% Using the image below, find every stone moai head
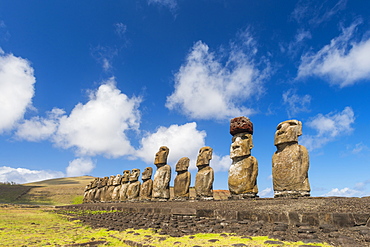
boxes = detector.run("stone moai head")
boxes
[108,175,115,185]
[274,120,302,146]
[176,157,190,172]
[196,146,213,167]
[229,117,254,159]
[130,169,140,182]
[142,167,153,180]
[154,146,169,165]
[122,170,130,183]
[113,174,122,184]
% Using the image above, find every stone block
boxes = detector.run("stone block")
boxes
[288,212,300,225]
[301,213,319,226]
[196,209,214,218]
[215,209,239,220]
[332,213,355,227]
[353,213,370,226]
[171,208,197,216]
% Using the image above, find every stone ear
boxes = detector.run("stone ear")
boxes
[297,120,302,136]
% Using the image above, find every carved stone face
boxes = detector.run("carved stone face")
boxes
[274,120,302,146]
[130,169,140,182]
[122,170,130,182]
[176,157,190,172]
[154,146,169,165]
[113,174,121,184]
[230,132,253,159]
[142,167,153,180]
[196,146,213,167]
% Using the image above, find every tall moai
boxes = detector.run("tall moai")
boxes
[119,170,130,201]
[228,117,258,199]
[112,174,122,202]
[195,146,214,200]
[272,120,310,198]
[173,157,191,200]
[127,169,141,201]
[140,167,153,201]
[152,146,171,201]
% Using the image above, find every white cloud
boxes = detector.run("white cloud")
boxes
[301,107,355,150]
[297,19,370,87]
[211,154,230,172]
[350,142,369,154]
[114,23,127,38]
[166,34,268,120]
[259,187,273,198]
[136,122,206,169]
[54,78,141,158]
[283,89,311,117]
[148,0,177,11]
[66,157,95,177]
[15,108,65,141]
[323,187,364,197]
[0,51,35,133]
[91,45,118,72]
[0,166,64,184]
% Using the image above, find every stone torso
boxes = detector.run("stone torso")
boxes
[140,179,153,200]
[272,143,310,192]
[127,181,141,200]
[228,156,258,195]
[153,164,171,199]
[119,182,129,201]
[195,166,214,198]
[174,171,191,199]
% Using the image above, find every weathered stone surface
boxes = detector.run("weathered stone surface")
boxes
[97,176,108,202]
[140,167,153,201]
[127,169,141,201]
[230,116,253,135]
[119,170,130,201]
[105,175,115,202]
[272,120,310,198]
[111,174,122,201]
[195,147,214,200]
[174,157,191,200]
[229,130,258,197]
[153,146,171,201]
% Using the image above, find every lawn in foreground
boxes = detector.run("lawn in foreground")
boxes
[0,205,332,246]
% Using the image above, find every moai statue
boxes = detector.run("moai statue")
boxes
[100,176,109,202]
[195,147,214,200]
[119,170,130,201]
[272,120,310,198]
[111,174,122,202]
[173,157,191,200]
[127,169,141,201]
[140,167,153,201]
[228,117,258,199]
[94,177,104,202]
[153,146,171,201]
[105,175,115,202]
[83,181,91,203]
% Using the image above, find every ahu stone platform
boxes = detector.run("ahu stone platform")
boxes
[58,197,370,246]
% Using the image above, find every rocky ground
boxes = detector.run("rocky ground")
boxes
[58,197,370,246]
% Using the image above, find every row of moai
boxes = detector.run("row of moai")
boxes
[83,116,310,202]
[83,145,214,203]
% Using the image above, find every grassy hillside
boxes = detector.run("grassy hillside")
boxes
[0,176,94,205]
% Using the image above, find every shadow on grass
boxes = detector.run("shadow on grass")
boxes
[0,184,53,205]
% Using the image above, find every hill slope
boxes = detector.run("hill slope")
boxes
[0,176,94,205]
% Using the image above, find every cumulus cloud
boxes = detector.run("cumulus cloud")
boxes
[211,154,230,172]
[15,108,65,141]
[259,187,273,198]
[297,19,370,87]
[148,0,177,11]
[323,187,364,197]
[282,89,311,117]
[54,78,141,158]
[66,157,95,177]
[136,122,206,169]
[0,166,64,184]
[166,33,268,120]
[301,107,355,150]
[0,50,35,133]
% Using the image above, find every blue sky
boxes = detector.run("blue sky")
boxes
[1,0,370,197]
